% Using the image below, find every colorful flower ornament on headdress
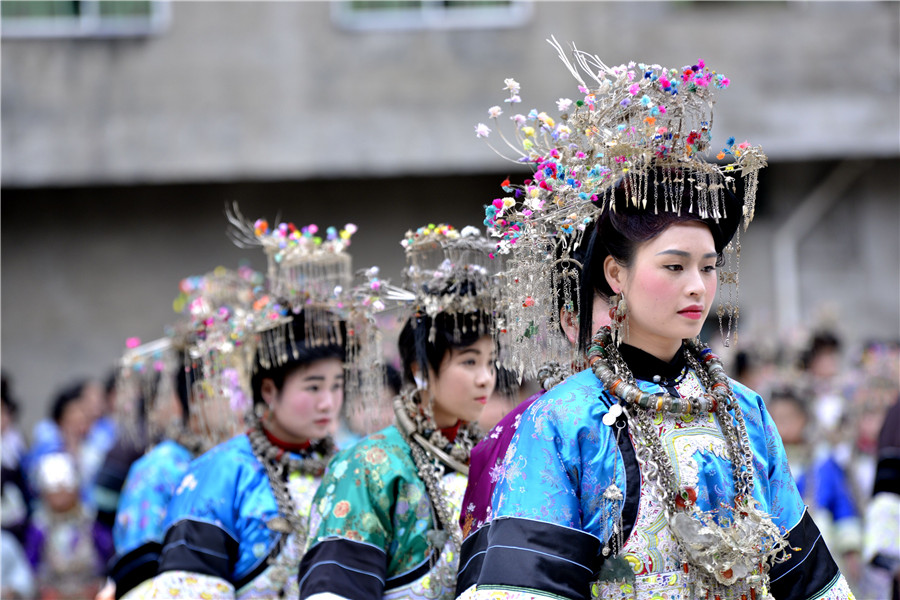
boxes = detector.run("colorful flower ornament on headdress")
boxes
[227,205,386,417]
[227,204,356,367]
[476,37,765,234]
[175,264,265,449]
[477,38,765,346]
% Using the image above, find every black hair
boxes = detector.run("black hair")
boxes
[103,369,118,396]
[51,380,89,424]
[397,309,493,387]
[1,373,18,419]
[768,387,810,420]
[250,309,346,405]
[384,364,403,397]
[493,366,520,399]
[577,175,743,351]
[801,331,841,370]
[175,354,194,425]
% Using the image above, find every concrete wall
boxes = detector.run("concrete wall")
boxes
[3,1,898,186]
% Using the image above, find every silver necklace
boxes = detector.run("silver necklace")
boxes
[245,411,334,598]
[393,388,482,595]
[589,327,789,599]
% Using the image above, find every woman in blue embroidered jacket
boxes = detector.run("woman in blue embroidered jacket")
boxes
[464,185,856,599]
[148,308,344,600]
[107,344,198,599]
[462,45,853,600]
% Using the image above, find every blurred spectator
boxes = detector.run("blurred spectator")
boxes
[25,382,90,479]
[25,380,108,508]
[859,396,900,600]
[24,453,112,600]
[2,529,36,600]
[734,347,778,400]
[2,374,28,472]
[768,387,862,586]
[81,374,118,509]
[2,374,32,545]
[801,330,847,443]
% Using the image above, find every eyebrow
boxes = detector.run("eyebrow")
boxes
[302,374,343,382]
[456,348,482,357]
[655,249,718,259]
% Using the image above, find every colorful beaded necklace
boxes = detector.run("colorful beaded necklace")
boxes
[587,326,790,600]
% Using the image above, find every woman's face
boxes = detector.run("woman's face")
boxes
[428,335,496,429]
[261,358,344,444]
[605,221,718,360]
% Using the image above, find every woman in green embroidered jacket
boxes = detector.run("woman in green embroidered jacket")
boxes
[298,224,497,600]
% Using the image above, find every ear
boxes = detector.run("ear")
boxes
[259,378,278,406]
[559,307,579,345]
[603,255,625,295]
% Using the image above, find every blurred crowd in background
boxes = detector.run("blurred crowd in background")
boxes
[1,326,898,599]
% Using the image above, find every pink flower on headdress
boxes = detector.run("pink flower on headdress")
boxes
[511,114,527,125]
[475,123,491,138]
[556,98,573,112]
[488,106,503,118]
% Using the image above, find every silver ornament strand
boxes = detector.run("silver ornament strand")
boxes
[245,410,335,597]
[590,328,790,599]
[393,389,482,597]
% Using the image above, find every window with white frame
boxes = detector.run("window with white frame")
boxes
[1,0,170,39]
[331,0,532,31]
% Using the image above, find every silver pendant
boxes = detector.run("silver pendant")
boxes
[267,516,293,533]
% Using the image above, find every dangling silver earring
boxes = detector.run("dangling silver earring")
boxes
[608,293,628,346]
[413,374,428,391]
[254,402,267,420]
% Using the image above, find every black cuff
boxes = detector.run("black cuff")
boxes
[456,526,490,596]
[768,509,840,600]
[477,516,600,599]
[109,542,161,599]
[298,537,387,600]
[157,520,239,584]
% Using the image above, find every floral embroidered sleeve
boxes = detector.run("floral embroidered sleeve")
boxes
[470,374,611,599]
[738,380,854,600]
[298,426,433,599]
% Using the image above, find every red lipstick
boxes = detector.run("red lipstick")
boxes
[678,305,704,320]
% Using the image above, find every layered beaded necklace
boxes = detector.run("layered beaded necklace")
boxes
[394,388,482,573]
[587,326,789,600]
[245,410,335,598]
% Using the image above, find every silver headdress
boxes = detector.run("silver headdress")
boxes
[227,205,385,412]
[477,38,765,347]
[399,223,498,344]
[113,336,179,447]
[176,265,263,449]
[227,205,356,370]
